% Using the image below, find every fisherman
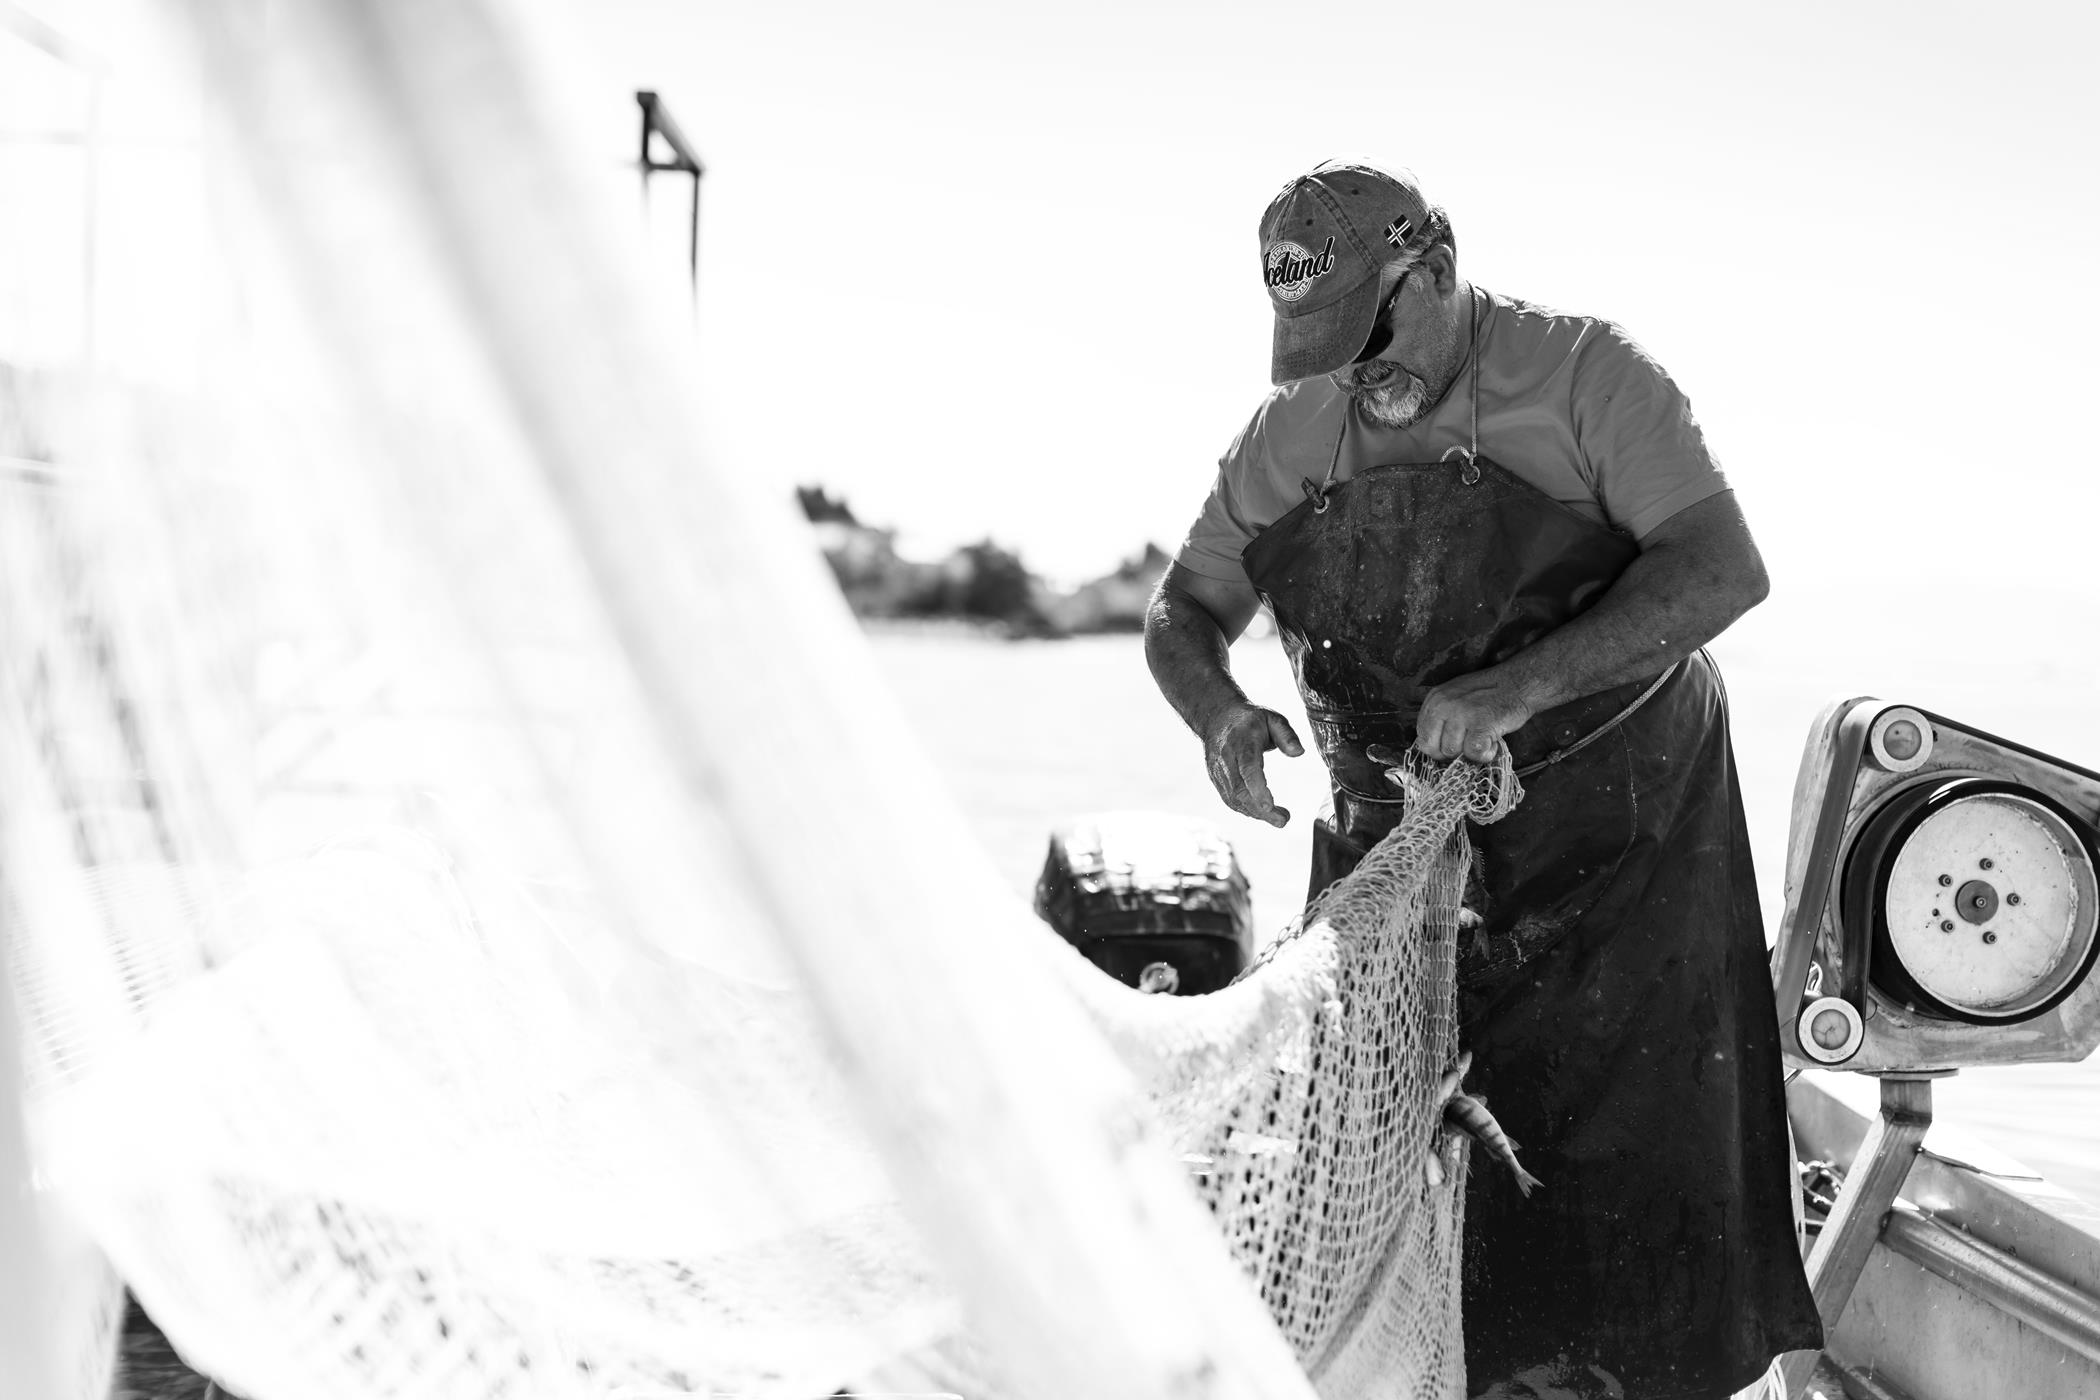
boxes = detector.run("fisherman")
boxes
[1144,159,1824,1400]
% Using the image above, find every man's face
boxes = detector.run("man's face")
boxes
[1328,261,1464,429]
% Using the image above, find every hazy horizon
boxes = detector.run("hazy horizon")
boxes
[546,0,2098,604]
[8,0,2095,685]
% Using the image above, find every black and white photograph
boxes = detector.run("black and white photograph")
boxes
[3,3,2097,1399]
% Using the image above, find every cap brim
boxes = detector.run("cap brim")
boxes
[1270,273,1383,385]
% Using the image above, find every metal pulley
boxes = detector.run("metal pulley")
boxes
[1797,995,1865,1064]
[1867,705,1932,772]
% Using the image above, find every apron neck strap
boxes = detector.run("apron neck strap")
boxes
[1306,286,1487,512]
[1444,288,1485,485]
[1463,287,1482,465]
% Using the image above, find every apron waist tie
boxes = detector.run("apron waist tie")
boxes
[1512,659,1679,779]
[1310,660,1685,802]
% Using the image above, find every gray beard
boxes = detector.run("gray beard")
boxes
[1345,373,1432,429]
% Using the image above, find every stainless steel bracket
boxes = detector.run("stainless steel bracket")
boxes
[1779,1074,1937,1396]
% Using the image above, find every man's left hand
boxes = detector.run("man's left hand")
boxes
[1415,669,1536,762]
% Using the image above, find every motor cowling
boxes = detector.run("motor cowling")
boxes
[1034,812,1254,996]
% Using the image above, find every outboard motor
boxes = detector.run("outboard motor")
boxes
[1769,697,2100,1394]
[1034,811,1254,995]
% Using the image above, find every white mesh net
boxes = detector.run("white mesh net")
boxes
[1060,758,1519,1398]
[2,4,1516,1398]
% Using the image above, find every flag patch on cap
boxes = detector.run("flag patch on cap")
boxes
[1383,216,1413,248]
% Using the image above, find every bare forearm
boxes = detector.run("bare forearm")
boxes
[1412,491,1769,761]
[1144,585,1251,739]
[1494,535,1766,713]
[1145,571,1305,826]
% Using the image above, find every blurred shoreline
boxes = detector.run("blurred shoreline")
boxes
[801,484,1168,637]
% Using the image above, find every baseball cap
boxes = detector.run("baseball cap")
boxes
[1259,159,1432,384]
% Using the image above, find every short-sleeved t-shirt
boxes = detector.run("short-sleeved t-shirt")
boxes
[1176,288,1729,583]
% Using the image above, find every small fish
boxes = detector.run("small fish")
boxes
[1225,1128,1298,1157]
[1444,1091,1544,1197]
[1423,1150,1445,1188]
[1433,1050,1474,1108]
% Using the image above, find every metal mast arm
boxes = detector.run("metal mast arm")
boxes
[635,90,704,294]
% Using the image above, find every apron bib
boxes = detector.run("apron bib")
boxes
[1241,438,1821,1399]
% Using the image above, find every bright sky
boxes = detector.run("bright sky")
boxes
[550,0,2100,600]
[6,0,2096,654]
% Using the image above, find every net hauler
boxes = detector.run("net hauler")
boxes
[1771,697,2100,1073]
[1770,699,2100,1398]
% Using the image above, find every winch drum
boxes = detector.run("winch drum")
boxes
[1843,778,2100,1025]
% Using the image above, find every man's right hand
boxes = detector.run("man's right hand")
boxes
[1203,703,1305,828]
[1145,562,1303,827]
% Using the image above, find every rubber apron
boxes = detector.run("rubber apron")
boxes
[1239,433,1822,1399]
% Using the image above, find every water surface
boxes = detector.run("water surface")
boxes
[869,596,2100,1203]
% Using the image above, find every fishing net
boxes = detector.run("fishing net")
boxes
[2,3,1513,1398]
[1059,758,1518,1398]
